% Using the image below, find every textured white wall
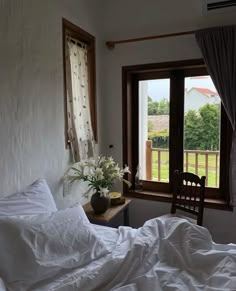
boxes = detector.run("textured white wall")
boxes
[100,0,236,243]
[0,0,104,208]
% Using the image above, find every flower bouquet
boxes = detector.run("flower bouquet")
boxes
[65,156,131,213]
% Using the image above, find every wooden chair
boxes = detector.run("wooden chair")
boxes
[170,170,206,226]
[160,170,206,226]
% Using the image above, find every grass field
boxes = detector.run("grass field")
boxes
[151,150,219,187]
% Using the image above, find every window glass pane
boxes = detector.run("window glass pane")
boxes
[184,76,221,188]
[139,79,170,182]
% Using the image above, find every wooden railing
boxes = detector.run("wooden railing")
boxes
[146,140,220,187]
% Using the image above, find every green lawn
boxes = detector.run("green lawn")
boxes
[151,151,219,187]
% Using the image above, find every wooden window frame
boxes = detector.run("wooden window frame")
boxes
[62,18,97,147]
[122,59,232,208]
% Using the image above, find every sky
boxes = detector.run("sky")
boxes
[142,76,217,102]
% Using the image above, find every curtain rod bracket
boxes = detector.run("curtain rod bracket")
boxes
[106,41,115,49]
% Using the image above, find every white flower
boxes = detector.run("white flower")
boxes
[65,156,132,194]
[98,187,109,197]
[123,165,131,174]
[87,158,96,167]
[114,165,120,173]
[94,167,104,181]
[116,171,124,179]
[108,156,114,163]
[98,156,106,164]
[85,165,93,176]
[105,157,114,167]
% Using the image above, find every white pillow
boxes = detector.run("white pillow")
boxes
[0,206,109,290]
[71,202,90,223]
[0,178,57,216]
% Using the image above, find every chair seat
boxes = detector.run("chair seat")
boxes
[158,213,197,224]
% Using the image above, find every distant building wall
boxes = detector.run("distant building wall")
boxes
[185,89,220,111]
[148,115,169,132]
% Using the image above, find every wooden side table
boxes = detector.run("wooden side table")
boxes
[83,199,131,227]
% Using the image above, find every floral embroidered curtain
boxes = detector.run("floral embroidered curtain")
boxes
[66,38,95,162]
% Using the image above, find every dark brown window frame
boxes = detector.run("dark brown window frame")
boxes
[122,59,232,210]
[62,18,97,147]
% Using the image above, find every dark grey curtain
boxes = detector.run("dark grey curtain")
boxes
[195,25,236,205]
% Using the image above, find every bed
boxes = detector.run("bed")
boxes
[1,179,236,291]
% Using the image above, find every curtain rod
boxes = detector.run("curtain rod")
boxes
[106,30,195,49]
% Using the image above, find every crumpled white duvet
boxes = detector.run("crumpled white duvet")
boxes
[31,217,236,291]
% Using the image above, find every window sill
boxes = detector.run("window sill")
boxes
[125,190,233,211]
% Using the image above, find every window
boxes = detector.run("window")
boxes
[123,60,232,205]
[62,18,97,147]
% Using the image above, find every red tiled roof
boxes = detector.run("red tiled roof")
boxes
[191,87,218,96]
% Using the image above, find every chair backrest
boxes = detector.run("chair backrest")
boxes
[171,170,206,226]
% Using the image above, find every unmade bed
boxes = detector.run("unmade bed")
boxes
[0,179,236,291]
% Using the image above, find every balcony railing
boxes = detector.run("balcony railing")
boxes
[146,140,220,187]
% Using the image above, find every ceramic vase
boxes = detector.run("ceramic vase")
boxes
[90,192,110,214]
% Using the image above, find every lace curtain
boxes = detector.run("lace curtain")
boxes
[66,38,95,162]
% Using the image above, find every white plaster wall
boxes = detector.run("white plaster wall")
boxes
[100,0,236,243]
[0,0,104,208]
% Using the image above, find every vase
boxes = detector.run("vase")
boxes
[90,192,110,214]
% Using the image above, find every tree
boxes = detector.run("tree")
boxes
[148,101,159,115]
[158,98,169,114]
[148,97,169,115]
[199,104,220,151]
[184,104,220,151]
[184,110,203,150]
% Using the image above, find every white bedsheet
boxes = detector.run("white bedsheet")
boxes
[0,278,6,291]
[29,217,236,291]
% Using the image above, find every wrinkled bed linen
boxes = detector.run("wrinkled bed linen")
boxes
[30,218,236,291]
[0,278,6,291]
[0,207,110,291]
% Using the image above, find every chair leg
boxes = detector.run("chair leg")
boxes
[171,204,176,214]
